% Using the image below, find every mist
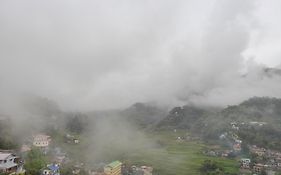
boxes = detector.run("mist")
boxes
[1,0,281,111]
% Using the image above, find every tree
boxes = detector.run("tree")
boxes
[24,148,46,175]
[199,160,224,175]
[66,113,88,134]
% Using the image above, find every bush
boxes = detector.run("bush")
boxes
[199,160,224,175]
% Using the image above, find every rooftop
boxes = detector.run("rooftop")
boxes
[105,161,122,169]
[0,152,12,160]
[47,164,60,172]
[0,161,18,169]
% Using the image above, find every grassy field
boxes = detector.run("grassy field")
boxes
[50,130,239,175]
[123,130,239,175]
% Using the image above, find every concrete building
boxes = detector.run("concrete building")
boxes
[104,161,122,175]
[33,134,51,147]
[240,158,251,169]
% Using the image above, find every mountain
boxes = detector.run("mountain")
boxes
[157,97,281,129]
[157,106,211,130]
[121,102,168,128]
[221,97,281,122]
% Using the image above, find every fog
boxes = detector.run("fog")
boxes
[1,0,281,111]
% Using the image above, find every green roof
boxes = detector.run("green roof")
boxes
[106,161,122,169]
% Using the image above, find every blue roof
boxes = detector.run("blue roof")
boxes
[48,164,59,172]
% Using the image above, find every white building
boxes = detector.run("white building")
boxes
[33,134,51,147]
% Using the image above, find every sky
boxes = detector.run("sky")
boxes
[0,0,281,111]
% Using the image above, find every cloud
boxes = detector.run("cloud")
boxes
[0,0,280,111]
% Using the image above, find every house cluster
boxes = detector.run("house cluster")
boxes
[129,165,153,175]
[88,161,153,175]
[32,134,52,155]
[64,134,80,144]
[42,163,60,175]
[0,151,25,175]
[203,149,235,158]
[219,131,242,155]
[89,160,122,175]
[0,133,58,175]
[230,121,267,130]
[21,133,64,175]
[240,145,281,174]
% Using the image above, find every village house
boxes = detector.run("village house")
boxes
[42,163,60,175]
[253,163,265,174]
[0,152,25,174]
[129,165,153,175]
[221,150,232,157]
[230,122,239,130]
[267,150,281,159]
[140,166,153,175]
[235,139,242,144]
[33,134,51,147]
[240,158,251,169]
[249,121,267,126]
[250,145,266,157]
[233,143,241,152]
[219,133,227,140]
[130,165,143,175]
[104,161,122,175]
[65,134,80,144]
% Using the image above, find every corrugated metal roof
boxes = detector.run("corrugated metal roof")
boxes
[0,152,11,160]
[47,164,60,172]
[0,161,18,169]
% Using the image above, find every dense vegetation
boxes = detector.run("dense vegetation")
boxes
[24,148,47,175]
[157,97,281,150]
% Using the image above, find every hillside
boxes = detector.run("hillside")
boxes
[121,102,168,128]
[156,96,281,150]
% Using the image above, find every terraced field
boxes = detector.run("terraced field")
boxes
[124,130,239,175]
[51,130,239,174]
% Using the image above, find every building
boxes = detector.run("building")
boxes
[140,166,153,175]
[130,165,153,175]
[253,163,265,174]
[240,158,251,169]
[42,164,60,175]
[250,145,266,157]
[249,121,267,126]
[233,143,241,152]
[65,134,79,144]
[104,161,122,175]
[0,152,25,174]
[33,134,51,147]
